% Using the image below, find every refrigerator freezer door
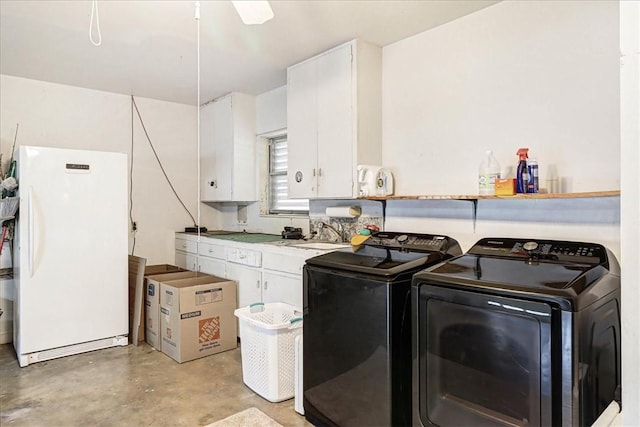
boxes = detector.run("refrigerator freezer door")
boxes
[16,146,128,357]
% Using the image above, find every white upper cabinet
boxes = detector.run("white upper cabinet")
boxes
[200,92,257,202]
[287,39,382,199]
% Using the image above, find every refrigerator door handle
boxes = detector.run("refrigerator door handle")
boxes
[28,186,34,277]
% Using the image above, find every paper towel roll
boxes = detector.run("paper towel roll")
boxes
[325,206,361,218]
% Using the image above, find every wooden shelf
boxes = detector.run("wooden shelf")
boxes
[361,190,620,201]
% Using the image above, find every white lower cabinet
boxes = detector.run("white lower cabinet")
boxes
[197,241,226,277]
[226,263,262,309]
[175,238,226,276]
[175,237,197,270]
[262,271,302,309]
[174,251,197,271]
[197,257,225,277]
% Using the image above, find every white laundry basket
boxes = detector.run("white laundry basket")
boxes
[234,302,303,402]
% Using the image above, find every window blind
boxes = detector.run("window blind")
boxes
[269,136,309,213]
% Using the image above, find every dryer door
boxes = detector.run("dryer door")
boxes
[415,284,553,427]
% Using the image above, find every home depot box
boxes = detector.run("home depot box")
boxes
[145,270,210,350]
[160,276,237,363]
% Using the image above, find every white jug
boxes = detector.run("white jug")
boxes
[357,165,381,197]
[375,169,394,196]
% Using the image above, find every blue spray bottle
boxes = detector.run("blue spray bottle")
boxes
[516,148,529,193]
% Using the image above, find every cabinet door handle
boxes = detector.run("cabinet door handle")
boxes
[313,168,316,177]
[256,280,260,289]
[318,168,323,177]
[264,281,268,290]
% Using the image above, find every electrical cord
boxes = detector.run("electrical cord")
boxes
[131,95,198,228]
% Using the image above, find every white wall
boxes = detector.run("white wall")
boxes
[0,75,217,264]
[382,0,619,196]
[382,0,620,254]
[620,0,640,423]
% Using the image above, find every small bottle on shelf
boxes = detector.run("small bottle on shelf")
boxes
[478,150,500,195]
[527,159,539,193]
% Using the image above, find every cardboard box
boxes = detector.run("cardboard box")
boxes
[145,264,186,276]
[160,276,237,363]
[495,178,516,196]
[128,256,147,344]
[145,271,210,350]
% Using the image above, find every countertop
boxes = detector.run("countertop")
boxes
[177,230,349,251]
[202,233,282,244]
[180,231,282,244]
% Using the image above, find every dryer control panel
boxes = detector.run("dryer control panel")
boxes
[365,231,450,253]
[468,238,607,265]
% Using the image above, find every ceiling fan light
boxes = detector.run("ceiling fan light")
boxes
[232,1,274,25]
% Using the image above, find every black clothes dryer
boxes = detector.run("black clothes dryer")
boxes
[411,237,621,427]
[303,232,462,427]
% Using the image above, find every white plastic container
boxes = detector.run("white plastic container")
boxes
[478,150,501,195]
[234,302,303,402]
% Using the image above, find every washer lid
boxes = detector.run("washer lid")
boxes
[306,245,449,277]
[305,232,462,277]
[415,238,619,310]
[426,254,598,289]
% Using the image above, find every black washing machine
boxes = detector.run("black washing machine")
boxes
[303,232,462,427]
[412,237,621,427]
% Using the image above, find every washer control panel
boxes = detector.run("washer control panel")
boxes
[469,238,606,264]
[365,231,449,253]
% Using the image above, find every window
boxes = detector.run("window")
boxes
[268,135,309,214]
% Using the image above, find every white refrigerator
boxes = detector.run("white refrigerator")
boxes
[14,146,129,367]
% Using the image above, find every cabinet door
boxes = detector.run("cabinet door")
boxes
[317,43,354,198]
[226,263,261,308]
[197,257,225,278]
[175,251,197,271]
[287,59,318,198]
[262,271,302,311]
[200,96,233,201]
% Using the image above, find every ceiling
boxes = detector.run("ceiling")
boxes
[0,0,498,105]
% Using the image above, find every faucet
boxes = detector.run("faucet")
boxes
[318,221,343,243]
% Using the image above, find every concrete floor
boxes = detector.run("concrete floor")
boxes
[0,342,313,426]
